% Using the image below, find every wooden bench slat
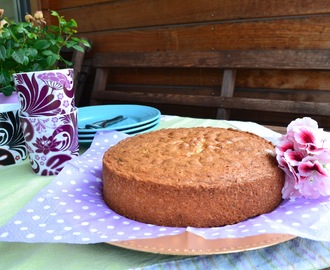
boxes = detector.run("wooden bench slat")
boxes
[90,49,330,126]
[217,69,236,119]
[92,50,330,70]
[92,90,330,116]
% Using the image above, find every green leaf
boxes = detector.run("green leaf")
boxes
[0,85,15,96]
[11,50,26,65]
[0,69,11,85]
[34,40,50,50]
[0,73,5,84]
[72,45,84,52]
[59,58,72,67]
[66,19,78,28]
[71,37,91,48]
[46,54,58,68]
[30,62,43,71]
[0,46,6,61]
[25,48,38,58]
[27,32,37,39]
[42,50,54,56]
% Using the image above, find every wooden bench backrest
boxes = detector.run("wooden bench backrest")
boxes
[90,49,330,124]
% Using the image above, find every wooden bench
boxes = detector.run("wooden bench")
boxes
[90,49,330,132]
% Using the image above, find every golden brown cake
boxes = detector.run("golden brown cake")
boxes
[102,127,284,228]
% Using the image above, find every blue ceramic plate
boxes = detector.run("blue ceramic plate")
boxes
[78,121,160,144]
[78,118,160,139]
[78,105,161,133]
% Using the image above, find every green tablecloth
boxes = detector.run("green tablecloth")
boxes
[1,116,330,270]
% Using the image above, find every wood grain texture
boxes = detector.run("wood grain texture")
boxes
[42,0,112,10]
[92,50,330,69]
[75,16,330,54]
[33,0,330,127]
[91,88,330,117]
[43,0,330,31]
[90,49,330,130]
[96,68,330,91]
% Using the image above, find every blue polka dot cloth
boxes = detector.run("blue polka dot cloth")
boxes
[0,130,330,244]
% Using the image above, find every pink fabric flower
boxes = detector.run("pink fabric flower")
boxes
[275,117,330,199]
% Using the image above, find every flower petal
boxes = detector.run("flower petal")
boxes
[298,160,328,177]
[283,149,305,166]
[287,117,318,133]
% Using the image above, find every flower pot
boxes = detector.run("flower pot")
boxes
[0,92,27,166]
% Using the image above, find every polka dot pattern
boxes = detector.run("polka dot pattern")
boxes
[1,130,330,244]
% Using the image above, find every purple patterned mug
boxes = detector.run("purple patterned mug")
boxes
[13,69,75,117]
[19,108,79,176]
[0,98,27,166]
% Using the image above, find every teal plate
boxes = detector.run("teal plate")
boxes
[78,122,160,144]
[78,118,160,139]
[78,104,161,133]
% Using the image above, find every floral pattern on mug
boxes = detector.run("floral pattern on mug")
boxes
[14,73,61,116]
[0,110,27,166]
[13,69,74,117]
[33,135,61,155]
[37,69,74,97]
[275,117,330,200]
[19,110,79,176]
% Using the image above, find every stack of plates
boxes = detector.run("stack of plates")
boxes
[78,104,161,144]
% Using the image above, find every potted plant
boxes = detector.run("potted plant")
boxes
[0,9,91,97]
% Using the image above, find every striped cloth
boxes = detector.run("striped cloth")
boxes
[132,237,330,270]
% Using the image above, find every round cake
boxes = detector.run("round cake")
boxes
[102,127,284,228]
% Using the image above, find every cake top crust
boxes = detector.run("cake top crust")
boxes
[103,127,279,187]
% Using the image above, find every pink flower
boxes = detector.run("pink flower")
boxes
[282,174,301,199]
[287,117,318,133]
[275,117,330,199]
